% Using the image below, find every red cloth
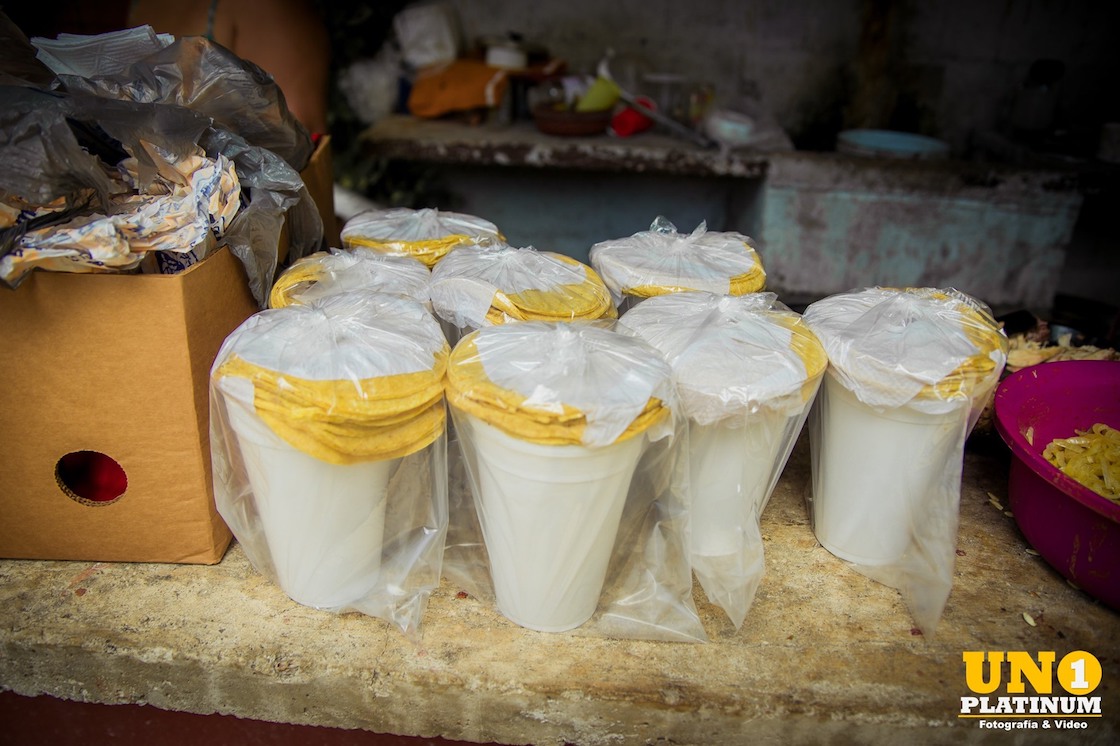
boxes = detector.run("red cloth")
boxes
[611,96,656,137]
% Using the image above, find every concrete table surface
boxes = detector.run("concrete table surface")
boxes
[2,436,1118,745]
[360,115,770,179]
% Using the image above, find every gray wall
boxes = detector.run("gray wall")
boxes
[448,0,1119,153]
[401,1,1118,311]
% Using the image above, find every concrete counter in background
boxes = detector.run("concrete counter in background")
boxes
[359,115,771,179]
[359,116,1088,313]
[2,436,1118,745]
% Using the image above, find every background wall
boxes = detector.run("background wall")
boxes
[20,0,1104,312]
[446,0,1120,155]
[397,0,1118,317]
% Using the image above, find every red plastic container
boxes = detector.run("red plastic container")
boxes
[993,360,1120,610]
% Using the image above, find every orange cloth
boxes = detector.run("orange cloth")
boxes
[408,59,509,118]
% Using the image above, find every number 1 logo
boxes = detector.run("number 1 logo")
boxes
[1058,651,1102,695]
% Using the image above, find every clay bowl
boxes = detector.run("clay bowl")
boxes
[531,103,612,137]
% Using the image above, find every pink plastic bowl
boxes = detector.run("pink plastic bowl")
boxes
[993,360,1120,610]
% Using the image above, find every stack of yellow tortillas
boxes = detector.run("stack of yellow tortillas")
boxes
[619,291,828,424]
[589,217,766,306]
[340,207,503,269]
[212,291,449,464]
[269,249,431,309]
[429,244,616,330]
[446,322,675,447]
[802,287,1008,413]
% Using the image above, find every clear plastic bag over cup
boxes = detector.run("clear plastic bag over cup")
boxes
[429,243,619,527]
[619,291,827,628]
[429,243,617,340]
[340,207,503,269]
[210,291,451,636]
[444,321,705,641]
[802,287,1008,634]
[588,216,766,312]
[269,248,432,310]
[461,415,644,631]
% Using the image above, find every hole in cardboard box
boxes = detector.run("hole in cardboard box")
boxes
[55,451,128,506]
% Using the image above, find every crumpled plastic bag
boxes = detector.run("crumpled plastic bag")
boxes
[0,84,322,305]
[2,143,239,282]
[31,25,172,79]
[201,124,322,304]
[802,287,1008,635]
[0,12,56,88]
[45,33,313,172]
[338,45,403,127]
[0,86,112,212]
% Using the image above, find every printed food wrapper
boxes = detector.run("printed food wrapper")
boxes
[1,144,239,284]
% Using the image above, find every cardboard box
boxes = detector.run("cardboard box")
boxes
[0,246,257,564]
[0,133,331,564]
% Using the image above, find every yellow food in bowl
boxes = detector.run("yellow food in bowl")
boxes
[1043,423,1120,501]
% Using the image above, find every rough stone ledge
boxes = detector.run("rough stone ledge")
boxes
[2,440,1117,745]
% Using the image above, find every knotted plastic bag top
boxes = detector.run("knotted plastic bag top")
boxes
[269,249,431,309]
[802,286,1008,413]
[340,207,503,268]
[619,291,827,424]
[212,291,449,464]
[589,216,766,304]
[429,244,616,328]
[446,321,675,447]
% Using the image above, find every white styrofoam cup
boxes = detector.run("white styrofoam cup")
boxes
[227,397,396,608]
[811,372,966,565]
[464,414,645,631]
[688,410,788,557]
